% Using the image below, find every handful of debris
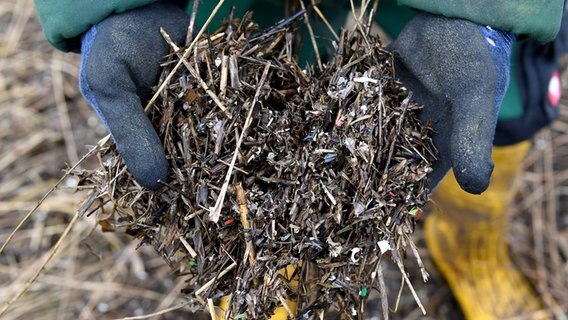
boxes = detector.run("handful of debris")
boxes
[76,12,436,319]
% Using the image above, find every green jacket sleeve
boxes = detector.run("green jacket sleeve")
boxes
[34,0,261,52]
[34,0,162,52]
[399,0,564,43]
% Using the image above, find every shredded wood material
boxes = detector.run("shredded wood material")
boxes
[75,13,436,319]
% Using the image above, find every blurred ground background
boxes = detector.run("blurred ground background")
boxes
[0,0,566,319]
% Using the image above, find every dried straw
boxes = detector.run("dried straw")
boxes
[74,10,436,319]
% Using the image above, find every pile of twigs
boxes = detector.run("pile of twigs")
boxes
[74,12,436,319]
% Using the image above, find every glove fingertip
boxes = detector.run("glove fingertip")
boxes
[119,141,170,190]
[450,126,495,194]
[453,161,493,194]
[136,155,169,190]
[111,111,170,190]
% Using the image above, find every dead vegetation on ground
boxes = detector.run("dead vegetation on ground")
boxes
[0,0,566,319]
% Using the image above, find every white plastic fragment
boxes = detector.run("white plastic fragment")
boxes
[378,240,391,254]
[353,76,378,84]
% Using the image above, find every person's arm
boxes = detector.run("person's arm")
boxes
[399,0,564,42]
[34,0,168,52]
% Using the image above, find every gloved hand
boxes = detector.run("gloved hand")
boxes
[391,13,515,194]
[79,2,189,189]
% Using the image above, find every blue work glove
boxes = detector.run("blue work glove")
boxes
[79,2,189,189]
[391,13,515,194]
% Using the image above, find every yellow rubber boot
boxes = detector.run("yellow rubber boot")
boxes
[425,141,547,319]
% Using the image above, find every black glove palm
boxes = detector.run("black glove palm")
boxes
[79,2,189,189]
[391,13,515,194]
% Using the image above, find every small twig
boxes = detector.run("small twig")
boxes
[209,62,271,223]
[276,292,295,318]
[112,301,192,320]
[195,262,237,298]
[366,0,380,36]
[186,59,231,118]
[179,235,198,258]
[217,158,250,175]
[349,0,371,46]
[145,0,225,112]
[358,0,371,21]
[299,0,322,70]
[394,256,426,315]
[202,45,215,85]
[406,234,429,281]
[208,298,218,320]
[235,183,255,266]
[220,54,229,98]
[186,0,201,45]
[229,54,240,89]
[393,274,405,312]
[160,29,231,118]
[310,0,339,41]
[160,28,180,52]
[382,93,411,182]
[375,261,389,320]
